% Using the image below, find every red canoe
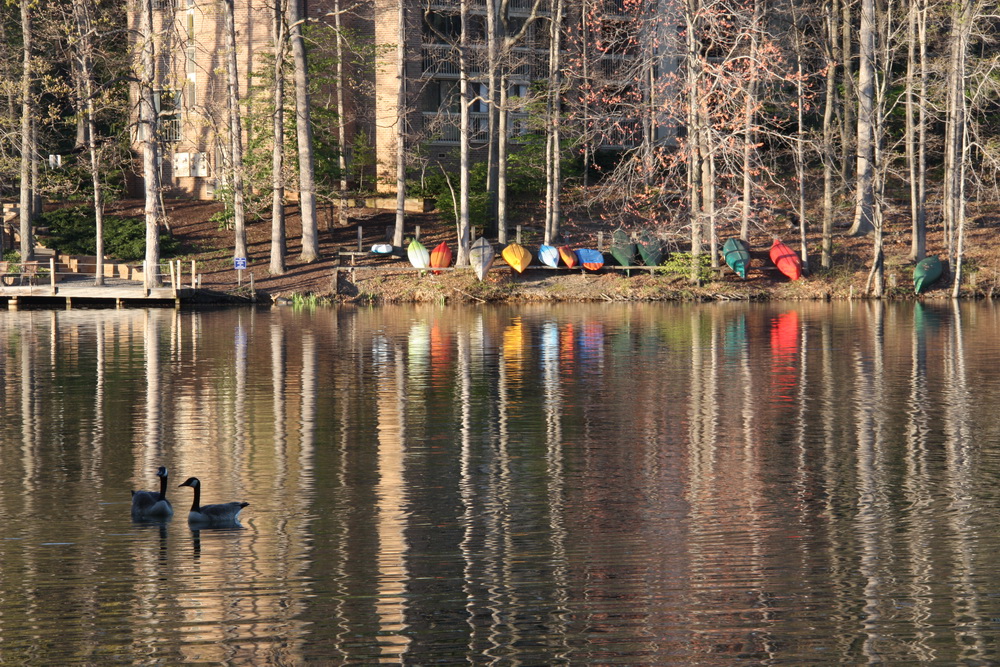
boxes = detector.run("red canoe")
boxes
[429,241,452,274]
[769,238,802,281]
[558,246,578,268]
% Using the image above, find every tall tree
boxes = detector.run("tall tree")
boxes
[19,0,33,261]
[71,0,106,285]
[945,0,972,294]
[289,0,320,262]
[456,0,472,265]
[223,0,248,262]
[821,0,838,269]
[270,0,287,275]
[848,0,875,236]
[543,0,564,245]
[137,0,162,287]
[333,0,349,227]
[393,0,407,248]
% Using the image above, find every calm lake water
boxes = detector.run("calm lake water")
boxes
[2,301,1000,663]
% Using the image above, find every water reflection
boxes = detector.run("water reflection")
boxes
[4,303,1000,662]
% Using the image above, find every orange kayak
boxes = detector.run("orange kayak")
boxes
[769,238,801,281]
[558,246,578,268]
[429,241,452,274]
[502,242,532,273]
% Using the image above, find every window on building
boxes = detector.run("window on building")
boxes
[153,0,174,10]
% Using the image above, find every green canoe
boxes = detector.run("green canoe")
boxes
[610,229,637,268]
[636,230,665,267]
[914,255,942,294]
[722,238,751,279]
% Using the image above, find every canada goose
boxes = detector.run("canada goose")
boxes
[131,466,174,520]
[177,477,249,526]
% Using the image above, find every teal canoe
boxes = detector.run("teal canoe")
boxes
[610,229,637,269]
[636,230,664,267]
[914,255,942,294]
[722,238,751,279]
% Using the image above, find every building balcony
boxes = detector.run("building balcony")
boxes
[421,44,542,80]
[427,0,548,15]
[422,111,531,144]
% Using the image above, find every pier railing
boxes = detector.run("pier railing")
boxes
[0,257,201,304]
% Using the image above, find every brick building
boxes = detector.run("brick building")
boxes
[134,0,678,200]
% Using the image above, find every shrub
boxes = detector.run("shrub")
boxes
[37,206,178,261]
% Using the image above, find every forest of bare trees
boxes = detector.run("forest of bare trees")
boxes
[0,0,996,294]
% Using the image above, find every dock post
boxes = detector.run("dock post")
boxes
[415,225,421,241]
[191,260,196,289]
[598,232,604,251]
[357,225,363,252]
[50,258,56,293]
[65,297,72,309]
[517,225,522,244]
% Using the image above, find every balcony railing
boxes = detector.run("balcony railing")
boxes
[422,44,543,80]
[428,0,547,14]
[422,111,532,144]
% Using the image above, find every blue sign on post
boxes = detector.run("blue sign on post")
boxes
[234,257,247,270]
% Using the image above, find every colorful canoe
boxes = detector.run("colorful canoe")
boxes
[502,242,532,273]
[407,239,430,269]
[610,229,637,267]
[637,230,664,267]
[470,236,494,281]
[371,243,394,255]
[769,238,801,281]
[429,241,452,274]
[559,246,579,268]
[914,255,942,294]
[576,248,604,271]
[538,244,560,268]
[722,238,751,279]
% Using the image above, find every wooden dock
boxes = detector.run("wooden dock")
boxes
[0,258,199,308]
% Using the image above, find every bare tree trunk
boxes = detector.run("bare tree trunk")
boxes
[686,0,703,283]
[740,0,760,241]
[138,0,162,287]
[73,0,105,285]
[822,0,838,269]
[580,0,591,188]
[544,0,563,245]
[700,109,716,268]
[484,0,499,237]
[223,0,248,261]
[840,0,855,181]
[848,0,875,236]
[393,0,406,248]
[915,0,928,260]
[457,0,472,265]
[31,118,40,219]
[904,0,918,259]
[289,0,319,262]
[333,0,348,227]
[19,0,32,261]
[497,73,509,244]
[946,0,971,288]
[270,0,287,275]
[793,15,809,271]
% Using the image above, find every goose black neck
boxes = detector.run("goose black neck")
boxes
[189,484,201,512]
[158,474,169,501]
